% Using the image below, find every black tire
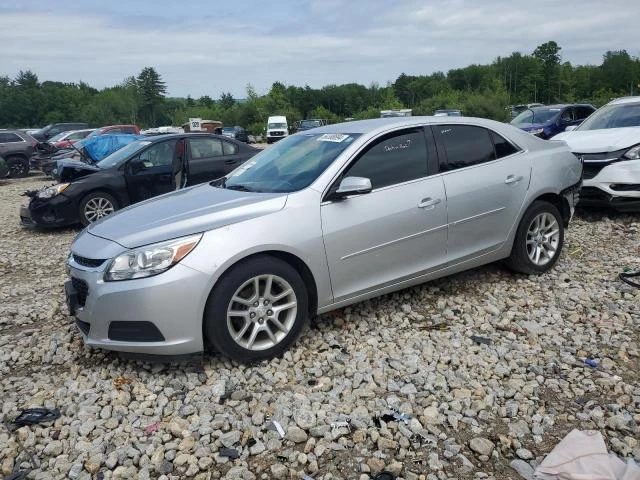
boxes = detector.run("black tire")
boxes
[505,200,564,275]
[266,138,272,144]
[204,255,308,363]
[7,156,29,178]
[78,191,119,226]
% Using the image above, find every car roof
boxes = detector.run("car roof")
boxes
[141,133,231,142]
[607,96,640,105]
[311,116,509,135]
[530,104,592,110]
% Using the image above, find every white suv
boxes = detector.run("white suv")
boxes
[554,96,640,211]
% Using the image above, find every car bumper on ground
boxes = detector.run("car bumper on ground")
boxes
[20,194,79,228]
[67,259,210,356]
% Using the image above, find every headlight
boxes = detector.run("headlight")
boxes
[37,183,69,199]
[104,233,202,281]
[623,144,640,160]
[529,128,544,136]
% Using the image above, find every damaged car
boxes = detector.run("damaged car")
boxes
[21,133,258,227]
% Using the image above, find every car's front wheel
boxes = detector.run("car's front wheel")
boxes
[204,256,308,363]
[506,200,564,274]
[79,191,119,226]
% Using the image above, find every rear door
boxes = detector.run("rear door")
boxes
[433,124,529,261]
[187,137,244,184]
[124,139,179,203]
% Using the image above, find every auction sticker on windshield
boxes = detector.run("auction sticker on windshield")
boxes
[317,134,349,143]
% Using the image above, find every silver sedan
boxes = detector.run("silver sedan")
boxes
[66,117,582,362]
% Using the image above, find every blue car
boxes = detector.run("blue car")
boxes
[511,104,595,139]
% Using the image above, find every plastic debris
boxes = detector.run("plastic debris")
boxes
[219,448,240,459]
[145,423,159,434]
[330,419,352,432]
[471,335,492,345]
[266,420,285,438]
[375,411,410,426]
[584,358,598,368]
[14,408,60,427]
[619,269,640,289]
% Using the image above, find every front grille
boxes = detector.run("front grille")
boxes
[580,187,610,202]
[71,277,88,307]
[72,254,106,268]
[271,131,283,137]
[583,164,606,180]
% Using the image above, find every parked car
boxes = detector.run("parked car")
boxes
[434,109,463,117]
[87,125,141,137]
[64,117,581,362]
[222,126,249,143]
[266,116,289,143]
[30,123,89,142]
[0,156,8,178]
[47,129,94,149]
[21,133,259,227]
[295,119,326,132]
[0,129,38,177]
[511,104,595,139]
[508,103,544,118]
[553,96,640,211]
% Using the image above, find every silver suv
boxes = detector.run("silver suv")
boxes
[66,117,582,362]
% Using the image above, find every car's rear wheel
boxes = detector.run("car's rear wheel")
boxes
[7,156,29,178]
[506,200,564,274]
[79,191,119,226]
[204,256,308,363]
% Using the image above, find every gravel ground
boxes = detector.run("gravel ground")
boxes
[1,174,639,480]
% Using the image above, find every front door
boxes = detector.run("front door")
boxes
[433,124,530,261]
[125,139,178,203]
[321,127,448,302]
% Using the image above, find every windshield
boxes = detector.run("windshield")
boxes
[300,120,321,128]
[222,127,235,133]
[95,140,151,169]
[222,133,360,193]
[511,108,560,125]
[577,103,640,131]
[268,123,287,129]
[48,131,68,142]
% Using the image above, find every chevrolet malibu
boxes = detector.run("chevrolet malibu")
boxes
[66,117,582,362]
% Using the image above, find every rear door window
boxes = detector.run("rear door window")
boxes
[490,131,520,159]
[436,125,496,171]
[344,128,428,189]
[189,138,223,159]
[0,132,24,143]
[222,141,238,155]
[575,106,594,120]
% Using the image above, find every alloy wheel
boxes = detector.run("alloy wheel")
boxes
[84,197,115,222]
[8,161,27,178]
[526,212,560,266]
[226,274,297,351]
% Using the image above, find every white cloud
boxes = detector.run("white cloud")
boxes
[1,1,639,97]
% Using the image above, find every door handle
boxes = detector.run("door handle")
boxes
[225,159,238,165]
[505,175,523,184]
[418,197,441,209]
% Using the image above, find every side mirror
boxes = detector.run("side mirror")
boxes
[332,176,372,200]
[565,125,578,132]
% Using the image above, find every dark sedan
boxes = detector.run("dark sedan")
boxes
[21,133,259,227]
[511,104,595,139]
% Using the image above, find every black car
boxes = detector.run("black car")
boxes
[30,123,89,142]
[21,133,259,227]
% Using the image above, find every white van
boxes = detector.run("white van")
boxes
[266,116,288,144]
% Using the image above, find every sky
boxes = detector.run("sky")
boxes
[1,0,639,98]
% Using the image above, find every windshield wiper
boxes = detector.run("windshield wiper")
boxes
[226,184,256,192]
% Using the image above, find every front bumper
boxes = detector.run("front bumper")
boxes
[580,160,640,211]
[20,194,79,228]
[67,259,210,356]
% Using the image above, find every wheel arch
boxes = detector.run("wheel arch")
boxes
[530,191,571,227]
[79,186,126,210]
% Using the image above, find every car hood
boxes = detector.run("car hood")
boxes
[54,158,100,182]
[87,183,288,249]
[552,127,640,152]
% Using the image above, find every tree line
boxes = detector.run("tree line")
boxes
[1,41,639,134]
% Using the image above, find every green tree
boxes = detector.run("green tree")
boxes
[533,41,561,103]
[219,92,235,110]
[136,67,166,127]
